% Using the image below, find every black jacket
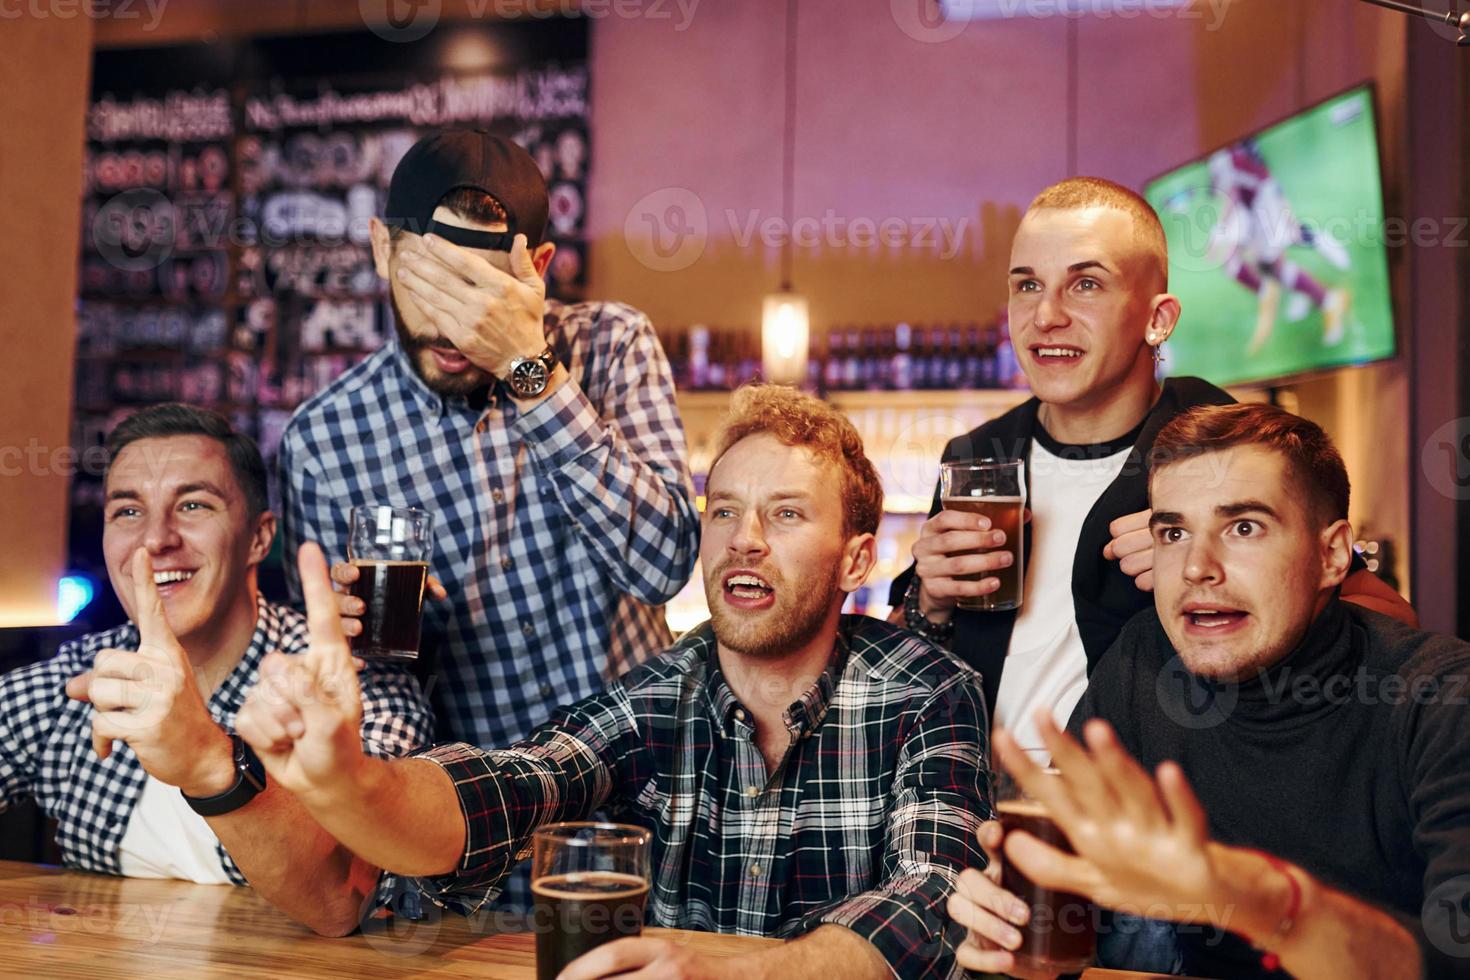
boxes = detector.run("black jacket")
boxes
[888,377,1235,713]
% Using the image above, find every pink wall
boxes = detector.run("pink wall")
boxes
[586,0,1416,592]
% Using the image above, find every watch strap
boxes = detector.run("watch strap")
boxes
[182,733,267,818]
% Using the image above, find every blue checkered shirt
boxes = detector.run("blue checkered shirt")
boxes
[279,299,699,748]
[414,616,992,980]
[0,597,433,883]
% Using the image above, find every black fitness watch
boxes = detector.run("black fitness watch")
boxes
[182,733,267,817]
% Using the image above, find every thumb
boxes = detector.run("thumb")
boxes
[65,671,94,703]
[129,548,181,662]
[510,234,541,286]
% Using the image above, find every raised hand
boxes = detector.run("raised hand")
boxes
[395,232,548,378]
[236,543,365,803]
[67,548,235,796]
[994,714,1222,923]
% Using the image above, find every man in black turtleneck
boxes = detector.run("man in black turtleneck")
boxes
[950,402,1470,980]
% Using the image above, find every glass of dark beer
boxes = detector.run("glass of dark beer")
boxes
[994,759,1096,973]
[347,504,433,661]
[940,459,1026,611]
[532,822,652,980]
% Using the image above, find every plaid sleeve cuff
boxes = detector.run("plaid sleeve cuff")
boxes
[408,742,520,914]
[806,871,968,980]
[511,376,607,471]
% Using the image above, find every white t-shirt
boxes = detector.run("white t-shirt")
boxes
[117,775,233,885]
[994,438,1132,755]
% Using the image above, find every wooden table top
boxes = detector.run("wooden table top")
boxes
[0,861,1177,978]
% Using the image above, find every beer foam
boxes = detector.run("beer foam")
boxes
[941,496,1025,504]
[995,799,1051,819]
[349,560,428,566]
[530,871,649,901]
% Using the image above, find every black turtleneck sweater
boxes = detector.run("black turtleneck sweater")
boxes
[1069,600,1470,980]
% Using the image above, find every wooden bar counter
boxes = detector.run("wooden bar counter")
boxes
[0,861,1177,978]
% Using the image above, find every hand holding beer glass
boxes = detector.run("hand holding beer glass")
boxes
[343,505,433,661]
[949,746,1097,976]
[918,460,1025,613]
[532,823,652,980]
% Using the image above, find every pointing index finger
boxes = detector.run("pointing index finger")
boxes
[298,542,352,675]
[129,548,179,659]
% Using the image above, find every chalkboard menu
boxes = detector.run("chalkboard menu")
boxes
[72,22,590,572]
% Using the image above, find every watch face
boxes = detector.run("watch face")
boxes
[512,358,549,396]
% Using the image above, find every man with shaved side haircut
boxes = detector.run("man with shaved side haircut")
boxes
[893,177,1412,742]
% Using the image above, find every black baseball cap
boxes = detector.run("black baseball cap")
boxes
[384,129,550,250]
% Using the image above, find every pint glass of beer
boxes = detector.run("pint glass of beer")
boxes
[939,459,1025,611]
[994,760,1096,973]
[347,504,433,661]
[532,822,652,980]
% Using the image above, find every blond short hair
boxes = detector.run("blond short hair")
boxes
[709,385,884,537]
[1028,176,1169,291]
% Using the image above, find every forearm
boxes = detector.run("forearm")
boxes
[207,783,380,937]
[1208,844,1421,980]
[1342,569,1418,627]
[517,379,698,602]
[299,756,466,878]
[737,925,891,980]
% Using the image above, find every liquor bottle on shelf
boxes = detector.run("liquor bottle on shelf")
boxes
[667,329,689,390]
[911,327,932,390]
[979,323,1000,389]
[961,322,984,390]
[824,329,845,392]
[688,325,710,391]
[860,328,881,392]
[737,330,760,386]
[807,330,825,393]
[842,329,862,392]
[891,322,913,392]
[707,329,727,390]
[943,326,965,389]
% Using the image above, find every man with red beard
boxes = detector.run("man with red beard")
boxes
[239,385,991,979]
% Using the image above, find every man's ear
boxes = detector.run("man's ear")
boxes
[247,512,278,568]
[1319,518,1354,591]
[531,241,556,278]
[369,217,394,280]
[1147,293,1182,347]
[837,533,877,594]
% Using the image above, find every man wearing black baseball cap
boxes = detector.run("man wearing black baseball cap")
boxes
[278,134,699,901]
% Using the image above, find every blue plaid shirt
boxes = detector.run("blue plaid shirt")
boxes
[0,598,433,883]
[279,299,699,748]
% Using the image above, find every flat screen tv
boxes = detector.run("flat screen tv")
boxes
[1144,85,1396,387]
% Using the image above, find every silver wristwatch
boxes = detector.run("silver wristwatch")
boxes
[507,345,558,399]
